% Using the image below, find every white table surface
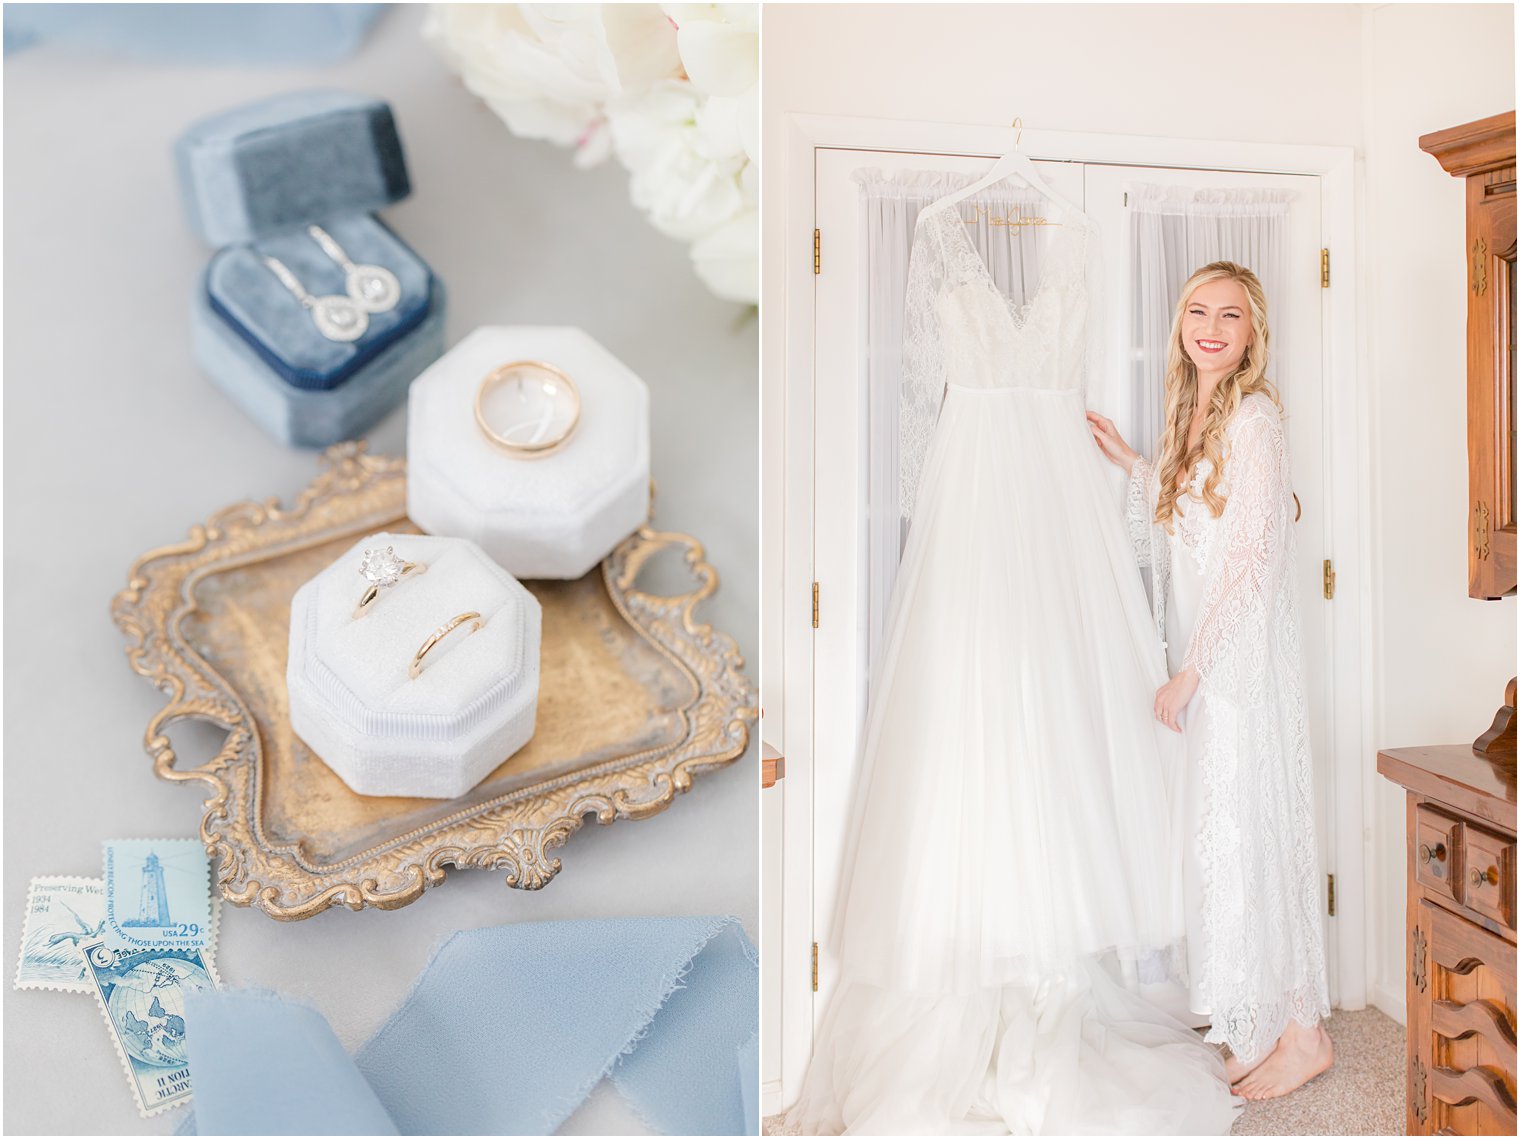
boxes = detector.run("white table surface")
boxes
[2,9,758,1134]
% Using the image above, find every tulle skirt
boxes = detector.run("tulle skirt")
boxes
[783,385,1241,1134]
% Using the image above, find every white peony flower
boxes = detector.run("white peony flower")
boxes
[662,4,759,97]
[607,78,746,244]
[424,4,680,168]
[426,3,758,304]
[690,205,758,305]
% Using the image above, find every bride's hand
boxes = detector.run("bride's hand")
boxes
[1085,411,1140,474]
[1154,667,1199,733]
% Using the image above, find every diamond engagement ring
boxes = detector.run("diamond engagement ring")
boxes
[409,611,484,679]
[307,224,401,314]
[353,546,427,618]
[262,254,369,342]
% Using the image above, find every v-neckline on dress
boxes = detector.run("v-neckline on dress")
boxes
[1174,455,1209,494]
[936,204,1069,333]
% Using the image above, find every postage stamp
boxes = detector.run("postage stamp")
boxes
[80,939,217,1117]
[14,877,106,993]
[103,839,214,954]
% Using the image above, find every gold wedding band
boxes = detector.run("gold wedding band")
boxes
[474,359,582,458]
[409,612,484,679]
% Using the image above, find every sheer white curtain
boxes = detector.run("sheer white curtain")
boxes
[1124,183,1295,463]
[853,167,1061,665]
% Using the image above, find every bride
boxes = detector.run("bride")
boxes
[1087,261,1333,1101]
[781,150,1242,1135]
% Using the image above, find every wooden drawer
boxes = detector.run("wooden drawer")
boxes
[1415,804,1464,902]
[1464,825,1516,930]
[1380,744,1516,1136]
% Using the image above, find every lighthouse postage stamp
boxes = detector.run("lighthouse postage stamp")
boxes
[14,876,106,992]
[80,939,217,1117]
[103,840,215,956]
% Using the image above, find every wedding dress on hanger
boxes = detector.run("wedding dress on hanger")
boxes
[782,150,1242,1135]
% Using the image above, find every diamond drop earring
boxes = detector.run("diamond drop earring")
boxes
[261,255,369,342]
[307,224,401,313]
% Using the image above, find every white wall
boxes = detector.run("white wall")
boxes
[1361,1,1517,1021]
[760,2,1517,1067]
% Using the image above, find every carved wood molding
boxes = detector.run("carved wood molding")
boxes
[1474,677,1517,762]
[1431,997,1519,1061]
[1422,109,1518,599]
[1420,111,1517,178]
[1430,1063,1518,1124]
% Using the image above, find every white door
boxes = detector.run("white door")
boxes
[801,147,1336,1079]
[1084,163,1336,1008]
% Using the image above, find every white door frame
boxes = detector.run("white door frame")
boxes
[771,111,1369,1106]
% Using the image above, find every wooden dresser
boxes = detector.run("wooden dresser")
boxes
[1378,745,1517,1135]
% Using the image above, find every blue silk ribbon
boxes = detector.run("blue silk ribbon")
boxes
[182,915,759,1135]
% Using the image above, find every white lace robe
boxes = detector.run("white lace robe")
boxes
[1125,392,1331,1064]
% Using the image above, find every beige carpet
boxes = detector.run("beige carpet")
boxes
[764,1007,1405,1136]
[1229,1008,1404,1136]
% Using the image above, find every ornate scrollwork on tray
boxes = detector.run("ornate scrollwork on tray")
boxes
[110,443,756,920]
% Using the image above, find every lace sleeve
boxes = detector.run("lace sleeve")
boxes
[1180,403,1292,696]
[1125,456,1159,568]
[898,210,947,524]
[1127,454,1170,643]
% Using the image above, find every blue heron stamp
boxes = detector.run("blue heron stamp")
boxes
[103,840,214,954]
[14,877,106,992]
[80,939,216,1117]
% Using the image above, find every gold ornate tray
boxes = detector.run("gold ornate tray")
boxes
[111,444,755,920]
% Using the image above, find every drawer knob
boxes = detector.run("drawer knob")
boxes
[1470,865,1497,889]
[1419,842,1446,865]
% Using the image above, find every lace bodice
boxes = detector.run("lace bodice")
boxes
[899,187,1100,521]
[1171,457,1218,577]
[924,204,1091,392]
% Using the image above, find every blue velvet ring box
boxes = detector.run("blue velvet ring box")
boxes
[176,89,445,447]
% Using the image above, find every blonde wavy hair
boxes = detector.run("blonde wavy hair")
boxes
[1153,261,1283,532]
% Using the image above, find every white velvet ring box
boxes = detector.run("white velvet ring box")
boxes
[407,326,651,579]
[286,532,541,799]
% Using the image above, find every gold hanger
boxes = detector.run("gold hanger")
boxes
[962,116,1056,230]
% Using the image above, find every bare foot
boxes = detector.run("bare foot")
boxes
[1223,1048,1269,1084]
[1232,1021,1334,1101]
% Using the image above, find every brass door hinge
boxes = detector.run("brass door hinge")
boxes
[814,228,821,275]
[812,581,820,628]
[1327,873,1336,916]
[1322,559,1336,600]
[812,941,819,991]
[1320,248,1330,288]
